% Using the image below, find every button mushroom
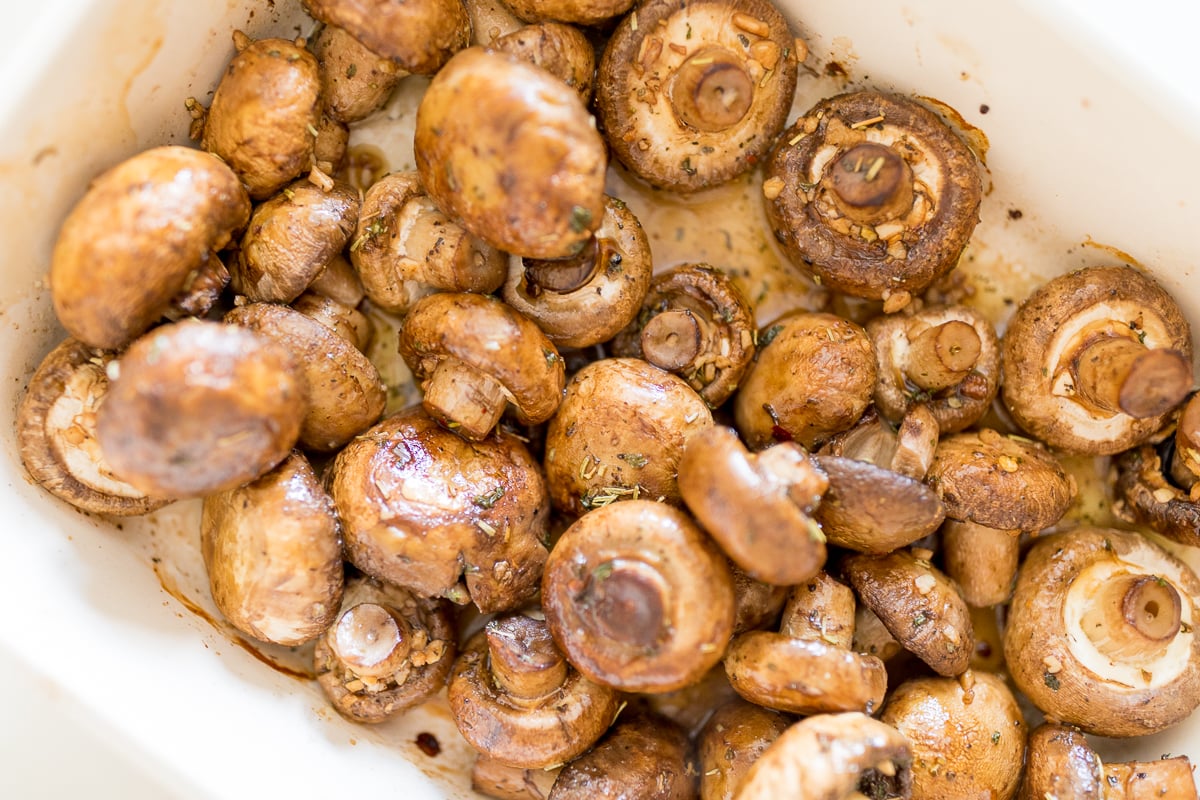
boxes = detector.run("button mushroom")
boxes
[398,292,566,441]
[1115,392,1200,547]
[698,699,789,800]
[304,0,471,76]
[414,47,607,260]
[493,22,596,104]
[448,612,619,769]
[498,0,633,26]
[1004,527,1200,738]
[501,195,653,350]
[729,562,789,635]
[326,406,550,613]
[541,499,735,693]
[471,755,560,800]
[200,451,343,645]
[312,23,408,124]
[291,290,372,353]
[95,320,307,499]
[314,574,456,724]
[307,251,367,308]
[595,0,799,192]
[49,145,250,350]
[1001,265,1194,455]
[764,91,983,303]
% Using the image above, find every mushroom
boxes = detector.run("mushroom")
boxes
[880,672,1026,800]
[611,264,757,407]
[326,406,550,613]
[312,110,350,174]
[729,562,790,635]
[232,178,360,304]
[200,451,343,645]
[736,712,913,800]
[1001,265,1194,455]
[493,22,596,104]
[415,47,607,260]
[350,171,508,315]
[471,755,560,800]
[304,0,471,76]
[502,195,653,349]
[95,320,306,499]
[698,699,790,800]
[312,23,408,124]
[17,339,172,515]
[200,32,322,200]
[867,303,1000,432]
[595,0,799,192]
[548,712,698,800]
[733,311,876,450]
[541,499,735,693]
[465,0,523,47]
[448,612,619,768]
[307,252,366,308]
[1114,393,1200,547]
[49,145,250,350]
[165,255,232,323]
[725,572,888,716]
[314,574,456,724]
[765,91,983,304]
[926,428,1076,607]
[498,0,634,26]
[641,665,742,740]
[291,290,372,353]
[542,358,713,514]
[225,302,386,453]
[677,425,828,586]
[844,548,975,677]
[1003,527,1200,738]
[398,292,566,441]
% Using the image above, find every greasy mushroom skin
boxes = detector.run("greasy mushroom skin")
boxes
[415,47,607,260]
[304,0,471,76]
[548,712,698,800]
[499,0,633,26]
[765,91,983,302]
[698,700,789,800]
[596,0,798,193]
[50,145,250,350]
[471,755,560,800]
[312,24,407,124]
[200,451,343,646]
[1115,444,1200,548]
[493,22,596,104]
[291,290,372,353]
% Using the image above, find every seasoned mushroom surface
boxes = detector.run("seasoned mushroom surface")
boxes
[500,0,633,26]
[1115,443,1200,548]
[305,0,471,75]
[312,24,407,124]
[548,713,697,800]
[493,22,596,104]
[698,700,789,800]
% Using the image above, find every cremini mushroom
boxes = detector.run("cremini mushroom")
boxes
[49,145,250,350]
[725,572,888,716]
[312,23,408,124]
[326,406,550,613]
[314,574,456,724]
[200,451,343,645]
[493,22,596,104]
[415,47,607,260]
[499,0,633,26]
[765,91,983,303]
[729,562,790,635]
[611,264,757,407]
[471,755,560,800]
[677,425,828,586]
[305,0,471,76]
[448,612,619,768]
[312,110,350,175]
[543,358,713,514]
[548,712,698,800]
[291,290,372,353]
[1115,392,1200,547]
[541,499,735,693]
[641,665,742,740]
[398,292,566,441]
[698,699,789,800]
[1004,527,1200,738]
[1001,265,1194,455]
[596,0,798,192]
[307,252,366,308]
[502,195,653,349]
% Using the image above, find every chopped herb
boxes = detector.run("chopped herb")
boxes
[1044,672,1061,691]
[759,324,784,346]
[1138,330,1147,344]
[618,452,649,468]
[472,486,505,509]
[991,731,1001,745]
[913,612,929,628]
[686,23,692,39]
[569,205,593,233]
[592,561,615,581]
[350,217,387,252]
[346,63,358,78]
[681,157,697,176]
[719,307,734,323]
[797,180,818,192]
[544,349,560,366]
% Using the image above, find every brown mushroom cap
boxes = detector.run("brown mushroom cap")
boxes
[493,22,596,104]
[291,290,372,353]
[305,0,471,75]
[596,0,798,193]
[415,47,607,260]
[765,91,983,301]
[640,665,742,740]
[880,672,1026,800]
[95,320,307,499]
[548,713,697,800]
[1001,265,1194,455]
[1018,723,1103,800]
[312,24,407,124]
[50,146,250,350]
[1004,527,1200,737]
[200,451,343,646]
[1115,444,1200,548]
[307,252,366,307]
[499,0,633,26]
[471,755,560,800]
[541,499,735,693]
[729,562,789,635]
[698,699,789,800]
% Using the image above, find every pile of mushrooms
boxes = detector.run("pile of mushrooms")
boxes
[19,2,1200,797]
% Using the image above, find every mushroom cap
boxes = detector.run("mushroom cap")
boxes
[547,713,698,800]
[880,673,1027,800]
[200,451,343,646]
[541,499,735,693]
[499,0,633,26]
[596,0,798,192]
[729,562,790,635]
[698,699,789,800]
[50,146,250,350]
[414,47,607,260]
[311,24,405,124]
[291,290,372,353]
[926,428,1076,531]
[326,406,550,613]
[493,22,596,104]
[304,0,470,75]
[765,91,983,300]
[1003,527,1200,737]
[1114,444,1200,548]
[1019,723,1103,800]
[1001,265,1194,455]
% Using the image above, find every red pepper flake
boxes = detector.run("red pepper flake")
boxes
[415,732,441,757]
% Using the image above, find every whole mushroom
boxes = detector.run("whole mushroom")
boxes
[499,0,633,26]
[493,22,596,104]
[471,755,560,800]
[304,0,471,76]
[311,23,408,124]
[1115,392,1200,547]
[548,712,698,800]
[698,699,789,800]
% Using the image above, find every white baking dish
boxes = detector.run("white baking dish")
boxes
[1,0,1198,796]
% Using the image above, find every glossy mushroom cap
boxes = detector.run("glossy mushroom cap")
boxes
[493,22,596,104]
[548,713,698,800]
[698,700,789,800]
[312,24,408,124]
[305,0,471,75]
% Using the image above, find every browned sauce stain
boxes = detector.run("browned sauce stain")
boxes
[416,732,442,757]
[1081,236,1143,270]
[340,144,389,193]
[916,95,990,167]
[823,60,849,79]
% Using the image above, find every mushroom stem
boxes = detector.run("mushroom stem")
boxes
[421,359,508,440]
[575,558,668,649]
[1170,394,1200,489]
[670,49,754,132]
[330,602,413,679]
[522,239,600,296]
[485,615,568,704]
[1071,336,1193,419]
[827,142,915,225]
[778,573,855,649]
[1103,757,1198,798]
[941,520,1019,607]
[905,320,982,392]
[640,309,703,372]
[1079,572,1183,662]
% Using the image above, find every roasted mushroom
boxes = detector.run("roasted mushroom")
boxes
[596,0,799,192]
[493,22,596,104]
[499,0,633,26]
[448,612,619,768]
[291,290,372,353]
[1002,265,1194,455]
[312,23,408,124]
[698,699,789,800]
[729,563,790,635]
[200,451,343,645]
[541,499,735,693]
[314,574,456,723]
[307,252,367,307]
[415,47,607,260]
[1004,527,1200,737]
[49,146,249,350]
[548,712,698,800]
[471,755,560,800]
[304,0,471,76]
[765,91,983,303]
[640,665,742,740]
[1115,392,1200,547]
